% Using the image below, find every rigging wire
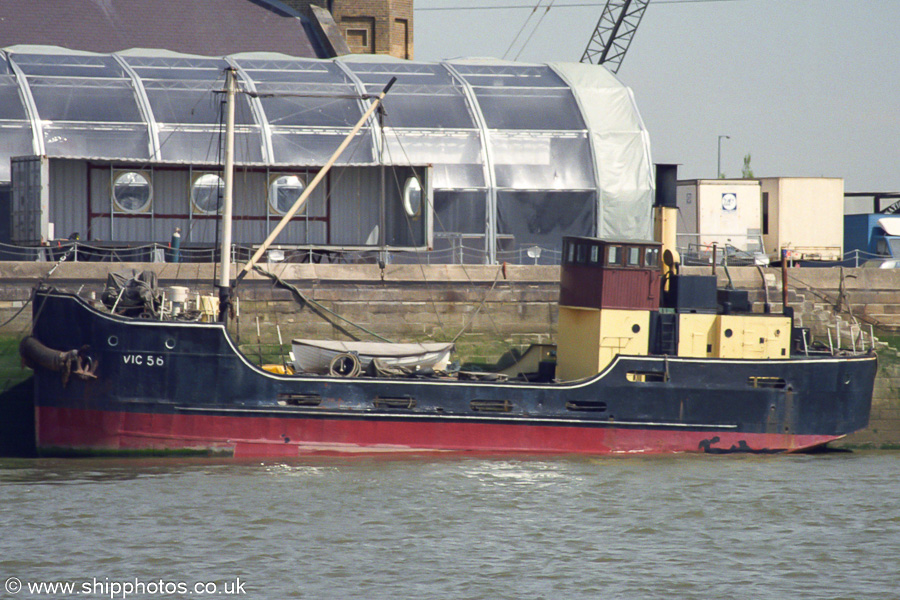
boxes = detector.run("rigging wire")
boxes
[502,0,545,60]
[379,110,507,342]
[513,0,556,60]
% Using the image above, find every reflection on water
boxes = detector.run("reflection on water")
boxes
[2,453,899,599]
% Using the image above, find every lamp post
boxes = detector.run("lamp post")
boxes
[717,135,730,178]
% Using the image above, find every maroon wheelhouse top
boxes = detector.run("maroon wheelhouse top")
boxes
[559,237,662,311]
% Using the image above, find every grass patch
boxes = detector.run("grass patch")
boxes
[0,334,32,391]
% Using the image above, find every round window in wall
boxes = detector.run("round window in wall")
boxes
[269,175,306,216]
[403,177,422,218]
[112,171,152,213]
[191,173,224,215]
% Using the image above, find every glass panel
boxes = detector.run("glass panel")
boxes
[429,164,485,190]
[474,87,585,130]
[270,130,374,165]
[0,124,33,180]
[576,243,588,264]
[29,79,143,122]
[590,245,600,264]
[451,64,568,88]
[491,133,593,189]
[113,171,152,213]
[433,191,486,235]
[378,92,475,129]
[608,246,621,266]
[627,246,641,266]
[256,84,362,128]
[234,58,347,83]
[382,130,485,188]
[43,124,150,159]
[346,62,458,86]
[158,129,262,163]
[191,173,224,214]
[644,247,659,268]
[268,174,305,215]
[0,78,27,120]
[144,83,255,125]
[121,55,226,80]
[497,191,594,251]
[10,53,126,78]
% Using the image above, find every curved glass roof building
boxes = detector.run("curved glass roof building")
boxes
[0,46,654,262]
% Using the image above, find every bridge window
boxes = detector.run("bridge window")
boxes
[608,245,622,266]
[576,243,589,264]
[627,246,641,266]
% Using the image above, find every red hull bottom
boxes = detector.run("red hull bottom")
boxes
[36,406,841,458]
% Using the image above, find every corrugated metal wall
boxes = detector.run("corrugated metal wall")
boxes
[49,160,428,248]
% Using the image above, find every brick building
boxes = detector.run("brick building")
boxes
[282,0,414,59]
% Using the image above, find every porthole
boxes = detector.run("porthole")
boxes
[112,171,152,213]
[724,329,733,338]
[268,174,305,216]
[108,335,119,347]
[165,338,176,350]
[632,324,641,333]
[774,329,781,337]
[402,176,422,218]
[191,173,224,215]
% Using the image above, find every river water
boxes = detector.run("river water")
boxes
[1,452,899,600]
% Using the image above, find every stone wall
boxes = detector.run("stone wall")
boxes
[2,261,898,447]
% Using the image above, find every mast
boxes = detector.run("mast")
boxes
[218,67,237,323]
[234,77,396,284]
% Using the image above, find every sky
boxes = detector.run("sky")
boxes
[413,0,899,194]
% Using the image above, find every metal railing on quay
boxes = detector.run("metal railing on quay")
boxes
[0,240,567,267]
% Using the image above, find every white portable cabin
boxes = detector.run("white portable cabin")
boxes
[759,177,844,262]
[675,179,763,254]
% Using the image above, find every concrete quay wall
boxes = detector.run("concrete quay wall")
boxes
[1,262,898,448]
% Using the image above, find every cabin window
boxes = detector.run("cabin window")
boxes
[762,192,769,235]
[191,173,224,215]
[644,247,659,268]
[567,243,575,263]
[590,245,600,264]
[268,174,305,216]
[112,170,152,213]
[627,246,641,266]
[607,246,622,266]
[576,243,588,264]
